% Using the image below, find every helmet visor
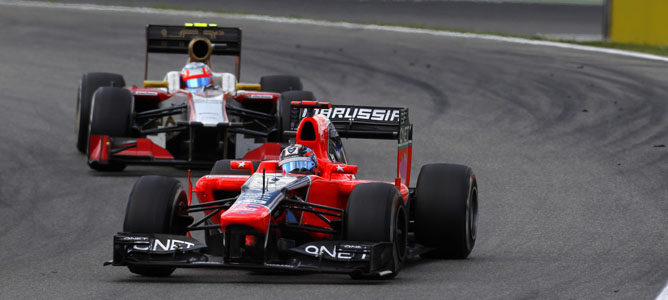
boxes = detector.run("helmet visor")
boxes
[281,160,316,174]
[185,76,211,89]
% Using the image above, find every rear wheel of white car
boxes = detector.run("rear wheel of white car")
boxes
[87,87,133,171]
[270,90,315,143]
[414,163,478,259]
[76,72,124,153]
[345,183,407,279]
[260,75,302,93]
[123,176,193,277]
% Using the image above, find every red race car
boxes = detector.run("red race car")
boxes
[76,24,307,171]
[107,102,479,279]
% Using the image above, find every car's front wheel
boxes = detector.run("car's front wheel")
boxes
[87,87,133,171]
[345,182,407,279]
[123,176,193,277]
[76,72,125,153]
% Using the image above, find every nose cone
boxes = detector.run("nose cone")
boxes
[219,204,271,234]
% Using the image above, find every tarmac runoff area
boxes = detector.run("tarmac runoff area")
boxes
[0,1,665,299]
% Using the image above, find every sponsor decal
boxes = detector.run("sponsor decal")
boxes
[234,204,262,212]
[265,263,297,268]
[340,244,364,249]
[133,91,159,96]
[304,245,357,260]
[159,28,227,40]
[289,241,373,261]
[399,124,413,145]
[120,236,149,242]
[247,94,274,99]
[132,238,197,252]
[301,106,402,123]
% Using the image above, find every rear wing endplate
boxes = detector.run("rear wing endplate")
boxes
[289,102,413,186]
[144,24,242,79]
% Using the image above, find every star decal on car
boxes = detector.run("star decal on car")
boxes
[336,165,345,172]
[237,161,246,168]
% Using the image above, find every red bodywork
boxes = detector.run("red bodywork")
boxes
[194,114,411,241]
[88,86,282,166]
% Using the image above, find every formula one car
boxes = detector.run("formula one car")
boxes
[76,24,308,171]
[107,102,479,279]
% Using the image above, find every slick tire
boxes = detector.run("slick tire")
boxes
[414,164,478,259]
[76,72,125,153]
[89,87,133,137]
[345,183,407,279]
[260,75,302,93]
[123,176,193,277]
[210,159,261,175]
[87,87,133,172]
[269,90,315,143]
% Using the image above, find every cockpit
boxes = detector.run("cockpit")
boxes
[327,122,347,164]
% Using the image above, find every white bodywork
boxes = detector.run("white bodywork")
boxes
[164,71,237,94]
[162,70,239,127]
[191,92,227,127]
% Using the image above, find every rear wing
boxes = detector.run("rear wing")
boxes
[144,24,242,79]
[289,102,413,186]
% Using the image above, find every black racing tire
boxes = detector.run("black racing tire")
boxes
[76,72,125,153]
[89,87,133,137]
[123,176,193,277]
[414,163,478,259]
[269,90,315,143]
[260,75,302,93]
[345,183,407,279]
[87,87,133,171]
[210,159,261,175]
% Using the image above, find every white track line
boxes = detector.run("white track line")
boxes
[657,281,668,300]
[2,0,668,63]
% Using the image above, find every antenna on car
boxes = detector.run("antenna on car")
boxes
[262,168,266,194]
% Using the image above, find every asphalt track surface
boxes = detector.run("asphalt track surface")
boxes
[0,3,666,299]
[54,0,604,36]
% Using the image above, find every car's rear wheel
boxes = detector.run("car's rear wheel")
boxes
[87,87,133,171]
[269,90,315,143]
[76,72,125,153]
[345,183,407,279]
[123,176,193,277]
[414,163,478,259]
[260,75,302,93]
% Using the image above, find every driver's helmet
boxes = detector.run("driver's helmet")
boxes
[278,144,317,174]
[181,62,212,90]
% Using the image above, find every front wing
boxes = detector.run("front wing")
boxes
[107,233,396,276]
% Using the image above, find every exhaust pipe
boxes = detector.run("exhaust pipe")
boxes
[188,37,213,65]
